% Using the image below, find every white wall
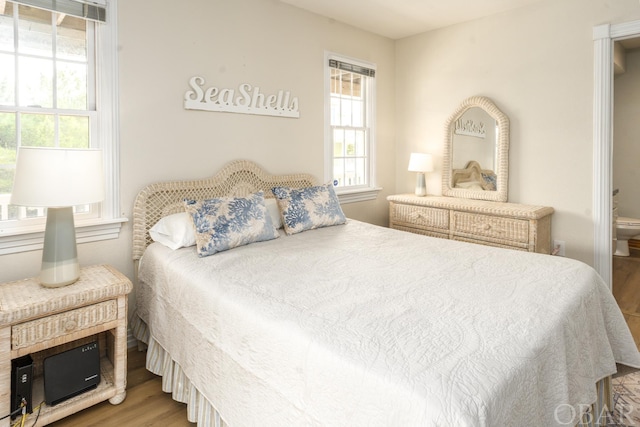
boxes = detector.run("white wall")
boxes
[395,0,640,265]
[614,47,640,219]
[5,0,640,285]
[0,0,396,285]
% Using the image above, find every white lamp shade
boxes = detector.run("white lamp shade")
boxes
[11,147,105,207]
[408,152,434,173]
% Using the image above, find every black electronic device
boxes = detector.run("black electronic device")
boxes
[43,341,100,406]
[11,355,33,418]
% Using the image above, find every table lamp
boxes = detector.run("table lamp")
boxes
[408,153,433,197]
[11,147,105,287]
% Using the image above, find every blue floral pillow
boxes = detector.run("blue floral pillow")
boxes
[481,172,497,191]
[272,183,346,235]
[184,192,279,257]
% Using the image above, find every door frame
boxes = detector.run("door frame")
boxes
[593,20,640,288]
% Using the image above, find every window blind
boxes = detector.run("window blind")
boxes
[329,59,375,78]
[9,0,106,22]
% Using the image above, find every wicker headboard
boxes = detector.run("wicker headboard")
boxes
[132,159,318,261]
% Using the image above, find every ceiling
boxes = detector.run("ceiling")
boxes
[620,37,640,50]
[280,0,548,39]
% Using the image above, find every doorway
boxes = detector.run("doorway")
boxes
[593,21,640,289]
[597,23,640,349]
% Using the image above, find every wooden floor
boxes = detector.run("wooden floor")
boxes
[49,348,194,427]
[613,248,640,351]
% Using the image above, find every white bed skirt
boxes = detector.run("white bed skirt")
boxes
[131,314,228,427]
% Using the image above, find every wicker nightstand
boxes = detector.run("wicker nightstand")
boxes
[0,265,132,426]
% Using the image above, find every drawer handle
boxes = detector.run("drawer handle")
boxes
[482,224,491,231]
[409,212,423,220]
[64,319,77,331]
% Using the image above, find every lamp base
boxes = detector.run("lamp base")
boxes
[414,172,427,197]
[40,207,80,288]
[40,260,80,288]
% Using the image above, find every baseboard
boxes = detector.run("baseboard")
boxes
[630,239,640,250]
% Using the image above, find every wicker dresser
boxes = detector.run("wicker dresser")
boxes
[388,194,554,253]
[0,265,132,426]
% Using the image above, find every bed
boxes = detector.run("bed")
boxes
[131,160,640,426]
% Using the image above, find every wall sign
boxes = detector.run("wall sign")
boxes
[184,76,300,118]
[454,119,486,138]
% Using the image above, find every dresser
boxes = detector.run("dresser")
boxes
[387,194,554,253]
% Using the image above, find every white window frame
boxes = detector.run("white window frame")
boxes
[0,0,125,255]
[324,51,381,204]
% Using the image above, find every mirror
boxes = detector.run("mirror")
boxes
[442,96,509,202]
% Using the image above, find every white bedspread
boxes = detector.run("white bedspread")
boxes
[137,220,640,426]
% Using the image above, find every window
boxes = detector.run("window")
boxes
[0,0,123,255]
[325,53,379,203]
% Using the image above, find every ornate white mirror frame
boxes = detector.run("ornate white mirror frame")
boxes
[442,96,510,202]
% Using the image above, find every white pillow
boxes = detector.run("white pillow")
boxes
[455,181,485,191]
[265,198,283,229]
[149,212,196,250]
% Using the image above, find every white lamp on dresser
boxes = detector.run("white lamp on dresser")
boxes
[408,152,433,197]
[10,147,104,288]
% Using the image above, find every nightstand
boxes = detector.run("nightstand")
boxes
[0,265,132,426]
